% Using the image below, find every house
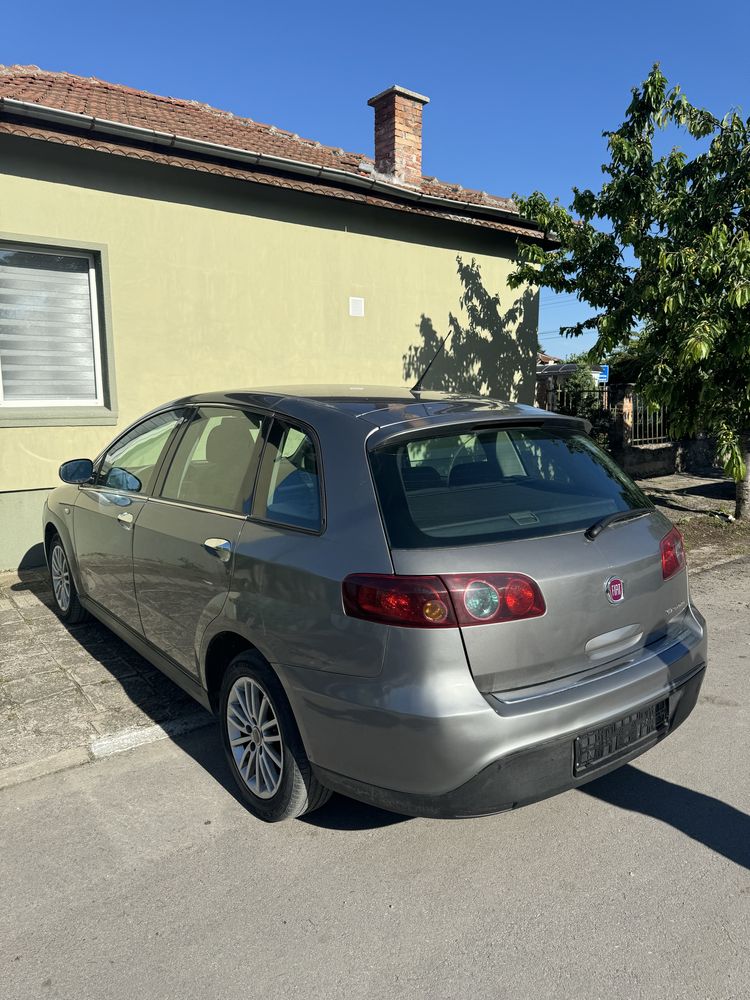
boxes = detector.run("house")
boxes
[0,65,549,570]
[537,351,563,365]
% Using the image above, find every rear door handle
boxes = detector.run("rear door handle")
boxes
[203,537,233,563]
[117,512,134,529]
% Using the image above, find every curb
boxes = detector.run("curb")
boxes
[0,711,213,792]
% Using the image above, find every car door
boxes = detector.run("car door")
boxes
[132,405,266,677]
[231,417,352,671]
[73,409,186,631]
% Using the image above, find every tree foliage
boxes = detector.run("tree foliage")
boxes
[509,65,750,517]
[554,353,612,449]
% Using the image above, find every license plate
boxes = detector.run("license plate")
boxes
[574,700,669,776]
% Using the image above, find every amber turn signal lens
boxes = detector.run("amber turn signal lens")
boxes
[422,599,449,623]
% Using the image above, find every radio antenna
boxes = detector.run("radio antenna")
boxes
[411,329,453,394]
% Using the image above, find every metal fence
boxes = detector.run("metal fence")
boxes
[541,381,672,447]
[553,384,611,415]
[630,393,670,445]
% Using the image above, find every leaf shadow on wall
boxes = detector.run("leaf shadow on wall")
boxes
[403,256,538,400]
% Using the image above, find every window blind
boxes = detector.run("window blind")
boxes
[0,246,100,404]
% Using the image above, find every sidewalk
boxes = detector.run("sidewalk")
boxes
[0,567,209,784]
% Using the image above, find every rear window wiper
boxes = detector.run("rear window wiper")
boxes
[585,508,653,540]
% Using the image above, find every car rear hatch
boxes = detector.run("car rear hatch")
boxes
[369,420,689,692]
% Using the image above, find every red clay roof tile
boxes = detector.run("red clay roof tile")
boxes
[0,65,540,236]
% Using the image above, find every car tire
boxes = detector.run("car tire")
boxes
[219,651,332,822]
[48,533,89,625]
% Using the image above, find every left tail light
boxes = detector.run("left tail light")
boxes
[441,573,546,625]
[342,575,457,628]
[660,526,686,579]
[342,573,545,628]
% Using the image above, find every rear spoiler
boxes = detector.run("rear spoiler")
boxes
[365,411,590,451]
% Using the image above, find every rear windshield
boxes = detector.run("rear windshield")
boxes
[369,424,651,548]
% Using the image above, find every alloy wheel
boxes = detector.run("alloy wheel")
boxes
[226,676,284,799]
[50,543,71,613]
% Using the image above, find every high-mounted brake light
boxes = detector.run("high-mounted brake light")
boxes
[342,573,545,628]
[660,526,686,580]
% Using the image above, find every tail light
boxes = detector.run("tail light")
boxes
[342,573,545,628]
[342,575,456,628]
[442,574,545,625]
[660,527,686,579]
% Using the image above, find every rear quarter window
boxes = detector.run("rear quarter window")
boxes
[370,424,651,548]
[254,421,322,532]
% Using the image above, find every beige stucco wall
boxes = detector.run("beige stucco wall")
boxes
[0,135,538,566]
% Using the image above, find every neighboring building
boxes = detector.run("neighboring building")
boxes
[537,351,563,365]
[535,356,607,409]
[0,65,548,570]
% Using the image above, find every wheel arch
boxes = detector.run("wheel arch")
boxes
[43,520,58,560]
[43,512,84,592]
[201,630,315,762]
[203,630,268,713]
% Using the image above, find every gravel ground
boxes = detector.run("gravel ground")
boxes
[637,472,750,572]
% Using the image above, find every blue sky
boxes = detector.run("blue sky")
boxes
[4,1,749,358]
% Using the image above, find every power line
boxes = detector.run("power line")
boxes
[537,328,596,339]
[540,303,585,313]
[539,294,581,305]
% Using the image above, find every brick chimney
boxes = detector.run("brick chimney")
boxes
[367,85,430,186]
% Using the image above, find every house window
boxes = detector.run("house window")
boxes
[0,242,105,408]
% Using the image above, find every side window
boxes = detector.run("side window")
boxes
[161,406,264,514]
[255,421,322,531]
[97,410,183,493]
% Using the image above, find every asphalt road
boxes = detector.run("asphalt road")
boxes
[2,560,748,1000]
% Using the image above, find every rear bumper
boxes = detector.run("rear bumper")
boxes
[312,662,706,818]
[278,603,707,817]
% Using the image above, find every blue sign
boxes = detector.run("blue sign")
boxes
[597,365,609,384]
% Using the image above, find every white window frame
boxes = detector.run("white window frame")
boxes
[0,242,105,409]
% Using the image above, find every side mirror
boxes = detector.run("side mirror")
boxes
[59,458,94,485]
[106,467,142,493]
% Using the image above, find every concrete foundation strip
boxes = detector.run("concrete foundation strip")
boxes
[0,711,213,792]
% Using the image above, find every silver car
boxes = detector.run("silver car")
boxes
[43,387,706,822]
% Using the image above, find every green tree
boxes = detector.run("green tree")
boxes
[555,353,612,450]
[509,66,750,519]
[557,353,598,418]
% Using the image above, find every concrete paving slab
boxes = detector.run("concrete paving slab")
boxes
[66,656,140,687]
[0,607,23,626]
[0,702,20,735]
[4,667,77,705]
[0,568,204,776]
[81,676,161,715]
[1,619,36,641]
[14,688,97,731]
[1,725,96,770]
[0,652,58,681]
